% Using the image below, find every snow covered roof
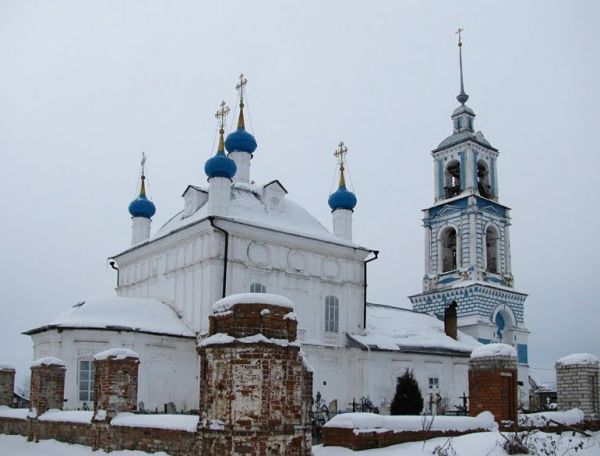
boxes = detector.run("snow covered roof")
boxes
[212,293,294,313]
[433,130,496,152]
[151,182,362,248]
[556,353,599,367]
[24,297,194,338]
[348,303,481,355]
[0,363,15,371]
[471,343,517,359]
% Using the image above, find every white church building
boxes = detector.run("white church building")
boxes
[25,44,529,413]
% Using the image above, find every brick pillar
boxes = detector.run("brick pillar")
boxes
[92,348,140,421]
[197,294,313,456]
[0,364,16,406]
[556,353,600,419]
[30,357,66,416]
[469,343,518,427]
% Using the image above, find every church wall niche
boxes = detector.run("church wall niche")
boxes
[444,160,462,198]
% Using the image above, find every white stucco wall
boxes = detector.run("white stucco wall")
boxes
[31,329,198,412]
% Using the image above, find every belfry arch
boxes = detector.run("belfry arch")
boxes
[485,224,500,274]
[444,160,461,198]
[477,160,491,198]
[439,226,460,273]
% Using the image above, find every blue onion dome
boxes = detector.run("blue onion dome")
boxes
[224,102,257,154]
[328,185,357,211]
[128,176,156,218]
[205,128,237,179]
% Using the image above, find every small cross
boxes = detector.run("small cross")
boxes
[214,100,230,129]
[334,141,348,172]
[236,73,248,103]
[456,27,463,46]
[141,151,146,167]
[334,141,348,161]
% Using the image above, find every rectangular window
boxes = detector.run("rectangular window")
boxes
[428,377,439,389]
[78,360,95,402]
[325,296,339,333]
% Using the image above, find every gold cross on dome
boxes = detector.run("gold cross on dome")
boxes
[456,27,464,46]
[236,73,248,103]
[214,100,230,129]
[334,141,348,162]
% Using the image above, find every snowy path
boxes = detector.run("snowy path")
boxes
[0,435,169,455]
[313,430,600,456]
[1,431,599,455]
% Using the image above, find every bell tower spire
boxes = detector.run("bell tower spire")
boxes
[410,34,530,387]
[456,28,469,106]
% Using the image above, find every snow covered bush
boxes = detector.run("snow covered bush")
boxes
[390,369,423,415]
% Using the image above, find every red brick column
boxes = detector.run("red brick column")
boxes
[0,364,16,406]
[197,294,312,455]
[469,344,518,427]
[30,357,66,416]
[92,348,139,421]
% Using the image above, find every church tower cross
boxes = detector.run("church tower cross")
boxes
[214,100,230,152]
[215,100,230,131]
[334,141,348,188]
[235,74,248,129]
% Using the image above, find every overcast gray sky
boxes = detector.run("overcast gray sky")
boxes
[1,1,598,387]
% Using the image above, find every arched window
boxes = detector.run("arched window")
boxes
[250,282,266,293]
[485,226,499,274]
[477,160,491,198]
[495,313,505,340]
[78,358,95,402]
[493,309,514,344]
[324,296,339,333]
[444,160,461,198]
[441,227,457,272]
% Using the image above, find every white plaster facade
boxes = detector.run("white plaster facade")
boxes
[30,328,197,412]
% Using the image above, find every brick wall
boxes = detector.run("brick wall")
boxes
[30,362,66,415]
[198,301,312,455]
[33,421,91,446]
[0,417,29,436]
[323,426,489,450]
[0,368,15,406]
[93,355,139,420]
[209,302,297,340]
[469,355,518,426]
[556,362,599,419]
[97,424,196,456]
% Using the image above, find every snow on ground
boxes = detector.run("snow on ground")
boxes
[1,430,598,455]
[0,435,170,455]
[314,430,600,456]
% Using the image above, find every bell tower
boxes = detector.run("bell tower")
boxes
[409,31,530,376]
